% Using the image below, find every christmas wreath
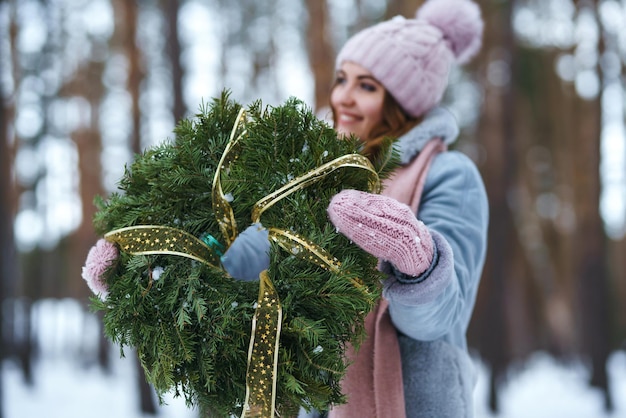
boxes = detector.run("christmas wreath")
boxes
[86,92,397,417]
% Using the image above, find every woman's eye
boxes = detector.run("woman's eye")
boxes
[361,83,377,92]
[335,76,346,85]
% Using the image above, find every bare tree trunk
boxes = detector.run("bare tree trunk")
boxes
[63,56,107,298]
[304,0,335,112]
[53,48,111,375]
[469,1,517,412]
[612,238,626,340]
[384,0,423,20]
[135,350,157,415]
[121,1,144,154]
[6,0,36,386]
[572,62,613,413]
[162,0,186,122]
[535,47,578,355]
[0,86,5,418]
[112,1,156,413]
[0,33,12,417]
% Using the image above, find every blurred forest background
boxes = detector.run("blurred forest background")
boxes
[1,0,626,416]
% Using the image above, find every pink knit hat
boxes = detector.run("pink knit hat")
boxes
[335,0,483,118]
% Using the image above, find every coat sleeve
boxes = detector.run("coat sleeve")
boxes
[382,151,489,342]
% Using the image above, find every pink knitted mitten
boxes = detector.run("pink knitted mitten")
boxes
[327,189,435,277]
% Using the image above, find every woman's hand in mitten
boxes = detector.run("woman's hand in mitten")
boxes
[327,189,435,277]
[221,223,270,281]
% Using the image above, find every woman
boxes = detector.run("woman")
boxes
[81,0,487,415]
[313,0,489,417]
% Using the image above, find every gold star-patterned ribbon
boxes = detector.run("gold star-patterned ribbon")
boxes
[251,153,381,223]
[213,107,247,247]
[103,109,381,418]
[240,270,282,418]
[104,225,221,267]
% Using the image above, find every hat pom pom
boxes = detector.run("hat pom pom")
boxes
[417,0,483,64]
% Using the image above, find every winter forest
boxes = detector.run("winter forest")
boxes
[1,0,626,417]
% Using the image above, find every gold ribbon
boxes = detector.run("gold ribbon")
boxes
[213,107,247,246]
[105,225,221,267]
[104,109,381,418]
[240,271,282,418]
[251,153,380,222]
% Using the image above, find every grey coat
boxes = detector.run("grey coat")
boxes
[300,107,489,418]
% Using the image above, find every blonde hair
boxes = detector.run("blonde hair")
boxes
[331,89,422,162]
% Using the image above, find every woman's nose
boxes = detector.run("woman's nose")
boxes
[333,85,354,106]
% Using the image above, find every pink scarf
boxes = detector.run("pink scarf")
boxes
[329,138,446,418]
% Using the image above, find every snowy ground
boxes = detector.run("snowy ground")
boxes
[3,298,626,418]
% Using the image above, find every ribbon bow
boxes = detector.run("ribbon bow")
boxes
[104,108,380,417]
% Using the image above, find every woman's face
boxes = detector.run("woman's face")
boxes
[330,61,385,141]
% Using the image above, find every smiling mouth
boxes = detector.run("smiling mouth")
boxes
[338,113,361,123]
